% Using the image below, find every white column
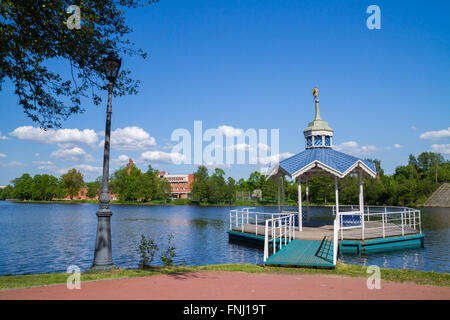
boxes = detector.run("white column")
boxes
[281,177,285,209]
[358,170,365,239]
[305,179,309,223]
[298,177,302,231]
[277,176,281,212]
[334,177,339,214]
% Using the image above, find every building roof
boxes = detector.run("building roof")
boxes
[268,148,377,180]
[267,87,377,180]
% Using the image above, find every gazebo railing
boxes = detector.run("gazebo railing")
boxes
[334,206,422,240]
[263,214,295,262]
[229,208,292,236]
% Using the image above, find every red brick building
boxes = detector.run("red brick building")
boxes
[158,171,194,199]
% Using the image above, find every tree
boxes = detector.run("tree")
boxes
[12,173,34,200]
[191,166,209,202]
[86,179,102,199]
[0,0,159,128]
[32,174,59,200]
[224,177,236,202]
[60,168,84,199]
[110,164,143,201]
[0,185,14,200]
[207,168,227,203]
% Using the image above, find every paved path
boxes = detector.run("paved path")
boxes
[1,272,449,300]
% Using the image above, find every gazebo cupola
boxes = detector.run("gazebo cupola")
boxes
[303,87,334,149]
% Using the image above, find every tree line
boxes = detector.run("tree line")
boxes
[1,151,449,206]
[0,163,171,202]
[190,152,449,207]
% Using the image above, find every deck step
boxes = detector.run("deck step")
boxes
[265,239,335,268]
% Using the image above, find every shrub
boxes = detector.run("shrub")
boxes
[137,234,159,269]
[160,233,176,266]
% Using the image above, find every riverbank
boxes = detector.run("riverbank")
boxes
[1,264,449,300]
[5,199,344,207]
[0,263,448,291]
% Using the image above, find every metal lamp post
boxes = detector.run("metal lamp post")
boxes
[91,52,121,271]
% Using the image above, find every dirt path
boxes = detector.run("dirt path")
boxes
[1,271,449,300]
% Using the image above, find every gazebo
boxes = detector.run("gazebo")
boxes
[228,87,423,267]
[267,87,377,231]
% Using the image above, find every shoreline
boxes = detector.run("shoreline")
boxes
[0,263,448,291]
[3,200,439,208]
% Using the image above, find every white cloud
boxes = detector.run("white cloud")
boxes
[99,126,157,150]
[224,143,270,153]
[258,152,294,165]
[0,161,24,167]
[74,164,103,174]
[10,126,98,147]
[111,154,130,165]
[38,164,102,177]
[140,150,185,164]
[258,143,271,152]
[35,153,40,157]
[203,162,231,169]
[431,144,450,155]
[419,127,450,141]
[393,144,404,149]
[334,141,380,155]
[0,153,6,158]
[50,147,94,163]
[225,143,252,152]
[218,125,244,137]
[33,161,53,165]
[37,165,66,175]
[0,131,9,140]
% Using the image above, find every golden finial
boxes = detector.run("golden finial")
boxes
[312,86,318,99]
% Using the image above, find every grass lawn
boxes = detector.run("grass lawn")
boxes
[1,262,448,290]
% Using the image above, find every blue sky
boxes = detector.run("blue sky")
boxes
[1,0,449,185]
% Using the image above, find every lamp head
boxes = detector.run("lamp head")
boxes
[103,52,121,83]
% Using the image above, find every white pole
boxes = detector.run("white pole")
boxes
[264,220,269,262]
[284,217,287,245]
[335,177,342,240]
[277,176,281,212]
[298,177,302,231]
[402,211,406,236]
[306,179,310,223]
[359,170,364,240]
[281,177,285,209]
[334,177,339,215]
[255,214,258,236]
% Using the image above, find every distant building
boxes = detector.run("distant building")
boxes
[158,171,194,199]
[61,188,118,201]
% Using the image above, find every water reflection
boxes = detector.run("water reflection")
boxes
[0,202,448,275]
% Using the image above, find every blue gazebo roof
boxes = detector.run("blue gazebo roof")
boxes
[270,148,377,179]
